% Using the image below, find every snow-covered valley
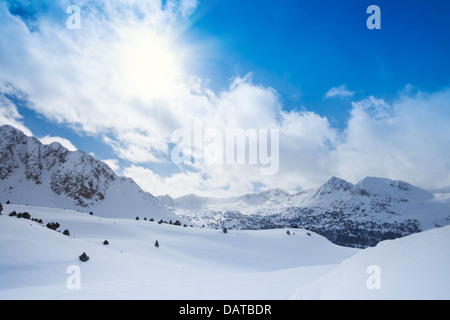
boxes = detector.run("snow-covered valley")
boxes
[0,204,356,299]
[0,203,449,300]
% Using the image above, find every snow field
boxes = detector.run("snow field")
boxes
[1,204,448,300]
[291,225,450,299]
[0,204,356,299]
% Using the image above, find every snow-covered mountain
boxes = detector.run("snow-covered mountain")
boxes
[1,124,449,248]
[162,176,450,248]
[0,125,174,221]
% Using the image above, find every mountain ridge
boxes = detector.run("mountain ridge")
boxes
[1,124,449,247]
[161,176,450,248]
[0,124,175,221]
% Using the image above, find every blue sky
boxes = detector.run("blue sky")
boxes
[1,0,450,197]
[186,0,450,120]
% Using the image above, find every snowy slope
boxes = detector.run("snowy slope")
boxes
[0,204,357,299]
[0,204,448,300]
[0,125,175,221]
[291,225,450,300]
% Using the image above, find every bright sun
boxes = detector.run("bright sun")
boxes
[119,28,186,101]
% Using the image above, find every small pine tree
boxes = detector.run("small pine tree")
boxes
[103,240,109,245]
[136,216,140,221]
[155,240,159,248]
[223,228,228,234]
[63,229,70,236]
[79,252,89,262]
[286,230,291,236]
[0,202,3,215]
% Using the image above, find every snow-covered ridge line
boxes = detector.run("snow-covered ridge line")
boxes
[161,177,450,248]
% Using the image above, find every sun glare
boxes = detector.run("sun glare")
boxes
[119,29,185,100]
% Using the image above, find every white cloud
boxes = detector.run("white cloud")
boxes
[179,0,199,17]
[332,89,450,191]
[324,85,355,99]
[102,159,120,174]
[39,135,77,151]
[0,92,33,136]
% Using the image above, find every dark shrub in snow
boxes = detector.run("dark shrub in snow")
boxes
[79,252,89,262]
[17,212,31,220]
[103,240,109,245]
[46,222,60,230]
[63,229,70,236]
[32,218,43,224]
[155,240,159,248]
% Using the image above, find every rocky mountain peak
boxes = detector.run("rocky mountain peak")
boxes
[313,176,353,197]
[0,125,174,221]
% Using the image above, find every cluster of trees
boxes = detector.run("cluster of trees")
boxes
[8,211,31,219]
[46,222,70,237]
[286,229,311,236]
[135,216,155,222]
[2,204,72,237]
[46,222,60,230]
[6,209,44,224]
[136,216,160,223]
[135,216,194,228]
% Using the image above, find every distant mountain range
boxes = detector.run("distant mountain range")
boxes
[159,177,450,248]
[1,124,449,247]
